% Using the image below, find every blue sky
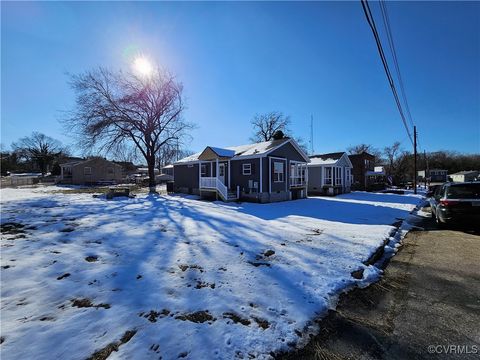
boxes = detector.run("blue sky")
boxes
[2,1,479,156]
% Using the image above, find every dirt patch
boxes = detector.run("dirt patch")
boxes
[85,256,98,262]
[2,265,11,269]
[351,269,364,280]
[223,312,251,326]
[178,264,204,272]
[39,316,55,321]
[57,273,71,280]
[60,227,75,233]
[175,310,215,323]
[0,336,4,344]
[248,261,271,267]
[195,281,215,289]
[309,228,324,236]
[253,316,270,330]
[140,309,170,323]
[86,329,137,360]
[264,250,275,257]
[1,222,25,235]
[71,298,110,309]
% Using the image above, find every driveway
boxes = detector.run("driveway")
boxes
[280,204,480,359]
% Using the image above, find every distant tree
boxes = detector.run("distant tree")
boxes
[156,143,193,170]
[51,162,62,176]
[11,132,67,176]
[250,112,290,142]
[65,66,193,193]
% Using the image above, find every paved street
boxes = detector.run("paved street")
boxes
[281,206,480,359]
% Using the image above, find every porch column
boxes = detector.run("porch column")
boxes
[228,159,231,189]
[198,161,201,182]
[216,158,219,180]
[259,158,263,193]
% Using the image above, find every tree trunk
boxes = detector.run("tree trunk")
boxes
[147,155,157,193]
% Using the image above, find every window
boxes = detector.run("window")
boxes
[335,167,342,185]
[219,165,225,176]
[107,167,114,175]
[273,161,284,182]
[346,168,351,185]
[242,163,252,175]
[84,167,92,175]
[201,164,207,176]
[324,167,332,185]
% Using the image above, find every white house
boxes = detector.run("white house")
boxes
[307,152,353,195]
[450,171,479,183]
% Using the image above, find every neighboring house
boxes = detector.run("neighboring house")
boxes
[450,171,479,183]
[307,152,353,195]
[417,169,448,183]
[161,164,174,177]
[173,138,309,202]
[157,164,174,183]
[59,157,124,185]
[348,152,376,190]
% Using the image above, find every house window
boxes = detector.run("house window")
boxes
[324,167,332,185]
[201,164,207,176]
[335,167,342,185]
[242,163,252,175]
[273,161,284,182]
[84,167,92,175]
[107,167,114,175]
[346,168,351,185]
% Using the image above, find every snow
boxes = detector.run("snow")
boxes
[308,157,338,166]
[0,186,423,359]
[208,147,236,158]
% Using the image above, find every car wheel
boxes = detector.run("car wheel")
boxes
[435,212,446,229]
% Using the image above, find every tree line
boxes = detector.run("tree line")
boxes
[347,142,480,185]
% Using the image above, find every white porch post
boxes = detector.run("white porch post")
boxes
[268,157,271,193]
[259,158,263,193]
[216,158,219,180]
[228,159,231,189]
[198,161,202,196]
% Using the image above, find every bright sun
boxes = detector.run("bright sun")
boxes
[133,56,153,76]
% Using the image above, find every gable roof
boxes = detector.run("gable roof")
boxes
[348,151,375,160]
[308,152,352,167]
[175,138,310,164]
[451,170,479,176]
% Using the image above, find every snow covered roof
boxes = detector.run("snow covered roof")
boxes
[308,152,346,166]
[175,138,297,164]
[451,170,479,176]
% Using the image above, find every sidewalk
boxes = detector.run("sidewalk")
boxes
[280,211,480,359]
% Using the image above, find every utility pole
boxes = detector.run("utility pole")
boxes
[414,125,417,194]
[424,150,428,188]
[310,115,314,155]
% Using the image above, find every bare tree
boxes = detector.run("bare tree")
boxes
[250,112,290,142]
[65,66,192,193]
[156,144,193,171]
[11,132,68,176]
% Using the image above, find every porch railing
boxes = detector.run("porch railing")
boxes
[290,176,306,187]
[200,176,228,200]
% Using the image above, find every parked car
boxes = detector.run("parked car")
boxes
[430,182,480,227]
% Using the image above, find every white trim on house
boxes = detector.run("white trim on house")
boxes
[259,158,263,193]
[242,163,252,175]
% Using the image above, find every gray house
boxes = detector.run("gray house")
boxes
[173,138,309,202]
[59,157,124,185]
[307,152,353,195]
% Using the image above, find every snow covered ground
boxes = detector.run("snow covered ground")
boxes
[0,186,422,360]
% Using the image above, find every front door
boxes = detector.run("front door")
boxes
[218,163,226,185]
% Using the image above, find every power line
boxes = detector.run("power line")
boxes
[379,0,415,129]
[360,0,413,145]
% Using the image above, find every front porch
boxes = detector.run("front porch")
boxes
[198,147,237,202]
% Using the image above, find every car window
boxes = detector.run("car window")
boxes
[446,184,480,199]
[434,186,444,198]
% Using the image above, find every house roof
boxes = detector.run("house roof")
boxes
[175,138,309,164]
[308,152,352,166]
[451,170,479,176]
[60,158,122,168]
[348,151,375,160]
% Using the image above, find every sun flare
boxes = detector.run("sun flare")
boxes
[133,56,153,77]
